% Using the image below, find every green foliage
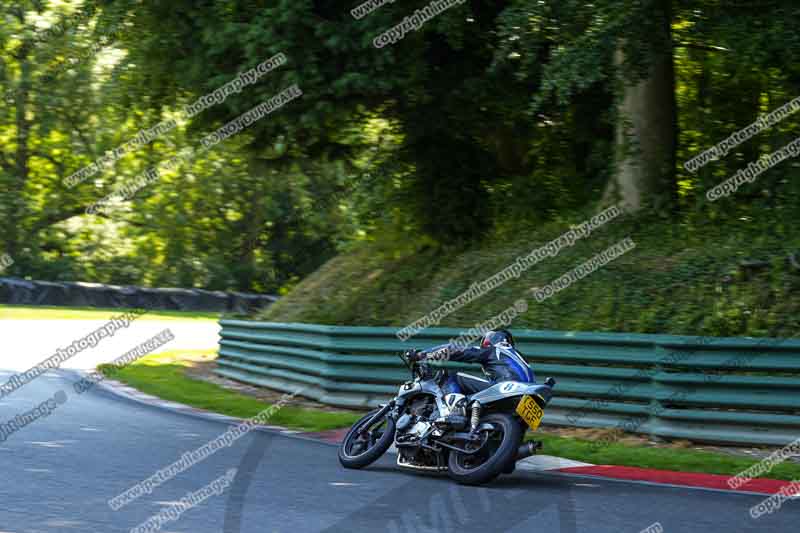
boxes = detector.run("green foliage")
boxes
[0,1,356,292]
[92,0,620,242]
[1,0,800,307]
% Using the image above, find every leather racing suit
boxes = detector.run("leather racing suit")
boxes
[417,340,536,396]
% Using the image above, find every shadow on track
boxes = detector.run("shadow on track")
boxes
[224,434,576,533]
[319,463,577,533]
[224,431,275,533]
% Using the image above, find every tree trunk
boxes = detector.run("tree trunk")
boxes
[237,157,269,289]
[605,10,677,212]
[4,32,33,260]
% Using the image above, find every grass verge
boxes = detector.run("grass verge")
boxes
[526,433,800,482]
[0,304,220,321]
[102,350,800,481]
[99,351,360,432]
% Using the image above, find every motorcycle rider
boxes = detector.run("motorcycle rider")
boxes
[406,329,536,397]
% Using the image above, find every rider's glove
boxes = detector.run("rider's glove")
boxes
[405,349,423,362]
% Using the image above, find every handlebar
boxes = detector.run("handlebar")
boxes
[397,351,434,380]
[398,350,420,376]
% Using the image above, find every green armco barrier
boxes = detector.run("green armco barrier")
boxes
[215,320,800,446]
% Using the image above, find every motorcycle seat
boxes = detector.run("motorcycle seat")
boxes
[456,372,493,395]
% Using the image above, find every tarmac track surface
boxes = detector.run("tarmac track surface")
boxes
[0,368,797,533]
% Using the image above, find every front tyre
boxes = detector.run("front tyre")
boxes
[447,413,523,485]
[338,408,396,469]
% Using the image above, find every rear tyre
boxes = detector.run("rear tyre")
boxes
[338,408,396,469]
[447,413,523,485]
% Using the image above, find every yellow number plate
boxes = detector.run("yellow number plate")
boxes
[516,395,545,431]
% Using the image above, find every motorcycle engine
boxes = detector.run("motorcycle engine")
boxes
[409,396,436,418]
[395,397,448,471]
[408,420,431,438]
[396,397,436,443]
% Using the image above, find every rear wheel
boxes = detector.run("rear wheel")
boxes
[338,408,396,469]
[447,413,523,485]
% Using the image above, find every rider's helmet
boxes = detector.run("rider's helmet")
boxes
[480,329,515,349]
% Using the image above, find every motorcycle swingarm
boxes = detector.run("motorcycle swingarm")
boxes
[425,424,494,455]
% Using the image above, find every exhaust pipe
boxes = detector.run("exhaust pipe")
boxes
[516,441,542,461]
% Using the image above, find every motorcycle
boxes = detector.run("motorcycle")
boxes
[338,350,556,485]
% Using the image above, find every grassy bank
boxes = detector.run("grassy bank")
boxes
[261,207,800,338]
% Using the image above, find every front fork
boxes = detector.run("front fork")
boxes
[358,401,395,438]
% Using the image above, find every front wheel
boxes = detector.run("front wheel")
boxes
[338,407,396,469]
[447,413,523,485]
